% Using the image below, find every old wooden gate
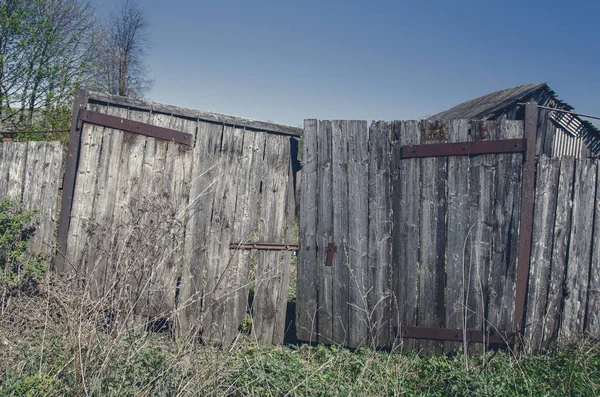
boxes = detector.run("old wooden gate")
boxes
[57,90,300,345]
[296,105,537,353]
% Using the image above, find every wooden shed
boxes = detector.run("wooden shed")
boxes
[430,83,600,158]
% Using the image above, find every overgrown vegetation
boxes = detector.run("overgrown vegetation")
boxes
[0,199,46,297]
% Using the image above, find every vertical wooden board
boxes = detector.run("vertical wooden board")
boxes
[417,120,448,355]
[273,142,296,345]
[37,142,64,255]
[332,120,350,346]
[6,142,27,201]
[228,128,257,342]
[180,121,223,336]
[296,119,319,342]
[543,157,575,344]
[524,155,560,351]
[0,144,9,196]
[202,126,244,345]
[253,133,291,344]
[142,113,196,321]
[487,120,523,335]
[560,158,596,343]
[21,141,47,253]
[444,120,470,354]
[466,120,496,353]
[86,127,124,298]
[347,120,369,349]
[65,124,104,275]
[587,160,600,339]
[391,120,420,353]
[315,120,333,343]
[367,121,391,348]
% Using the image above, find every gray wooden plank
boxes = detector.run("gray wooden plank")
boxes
[21,141,47,253]
[524,155,560,351]
[253,133,291,344]
[37,142,64,256]
[417,120,448,355]
[487,120,523,336]
[316,120,333,343]
[587,159,600,339]
[202,125,244,345]
[273,142,296,345]
[391,120,420,353]
[347,120,369,349]
[0,144,9,197]
[6,142,27,201]
[87,91,303,137]
[466,120,496,354]
[86,126,124,299]
[65,124,104,276]
[543,157,575,344]
[444,119,470,354]
[367,121,391,348]
[332,120,350,346]
[228,128,257,342]
[560,158,596,343]
[296,119,319,342]
[179,121,223,337]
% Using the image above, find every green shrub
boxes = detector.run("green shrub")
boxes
[0,199,46,293]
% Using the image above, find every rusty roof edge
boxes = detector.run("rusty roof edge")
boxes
[87,91,303,137]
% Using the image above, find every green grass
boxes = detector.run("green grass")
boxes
[1,323,599,396]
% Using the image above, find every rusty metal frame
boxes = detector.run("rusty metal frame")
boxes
[55,88,88,273]
[401,138,526,159]
[396,109,538,345]
[513,103,538,333]
[396,326,512,344]
[78,109,193,146]
[229,242,299,251]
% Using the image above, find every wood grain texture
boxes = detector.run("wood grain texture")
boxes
[587,159,600,339]
[179,121,222,336]
[21,142,47,252]
[561,158,596,343]
[87,91,303,137]
[417,120,448,355]
[296,119,319,342]
[444,120,470,354]
[332,120,350,346]
[466,121,496,353]
[367,121,391,348]
[391,120,420,353]
[525,155,559,350]
[202,126,244,344]
[253,133,291,344]
[487,120,523,335]
[544,157,575,344]
[6,141,27,202]
[347,120,369,349]
[316,120,333,343]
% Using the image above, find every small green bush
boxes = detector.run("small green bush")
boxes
[0,199,46,293]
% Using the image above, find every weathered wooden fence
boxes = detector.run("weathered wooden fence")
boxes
[57,90,300,345]
[0,141,63,254]
[296,115,600,353]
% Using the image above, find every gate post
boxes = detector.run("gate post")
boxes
[513,102,539,335]
[55,88,88,273]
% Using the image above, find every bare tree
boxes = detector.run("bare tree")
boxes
[93,0,153,98]
[0,0,99,130]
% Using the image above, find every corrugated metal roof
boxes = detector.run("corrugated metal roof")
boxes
[429,83,600,153]
[430,83,546,121]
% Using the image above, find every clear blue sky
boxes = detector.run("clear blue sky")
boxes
[94,0,600,128]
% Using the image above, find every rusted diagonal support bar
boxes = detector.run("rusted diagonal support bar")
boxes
[513,103,538,333]
[396,326,513,344]
[78,109,193,146]
[401,138,526,159]
[229,242,299,251]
